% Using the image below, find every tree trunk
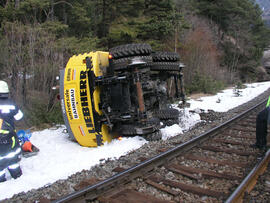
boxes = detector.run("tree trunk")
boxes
[15,0,20,9]
[50,0,55,20]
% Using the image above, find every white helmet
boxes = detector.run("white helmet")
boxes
[0,81,9,94]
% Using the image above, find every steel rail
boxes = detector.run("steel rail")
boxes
[225,148,270,203]
[54,99,267,203]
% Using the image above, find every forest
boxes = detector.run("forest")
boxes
[0,0,269,127]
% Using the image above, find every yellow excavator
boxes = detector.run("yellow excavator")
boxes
[59,43,185,147]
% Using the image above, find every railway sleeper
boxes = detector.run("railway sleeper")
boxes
[145,179,180,196]
[232,126,256,133]
[98,188,173,203]
[200,145,257,156]
[211,138,252,146]
[183,154,249,168]
[221,133,256,140]
[148,175,227,198]
[168,163,242,180]
[236,122,256,128]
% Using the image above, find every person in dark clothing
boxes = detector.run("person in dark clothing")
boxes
[251,96,270,150]
[0,81,23,182]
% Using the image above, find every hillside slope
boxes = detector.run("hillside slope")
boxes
[256,0,270,25]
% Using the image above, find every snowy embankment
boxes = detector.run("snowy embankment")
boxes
[1,81,270,200]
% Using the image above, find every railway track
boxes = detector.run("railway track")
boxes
[53,99,270,203]
[243,152,270,202]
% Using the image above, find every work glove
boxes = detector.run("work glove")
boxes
[22,141,33,152]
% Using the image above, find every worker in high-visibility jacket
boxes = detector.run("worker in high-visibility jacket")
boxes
[251,95,270,151]
[0,81,23,182]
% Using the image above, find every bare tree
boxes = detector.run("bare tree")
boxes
[2,21,63,113]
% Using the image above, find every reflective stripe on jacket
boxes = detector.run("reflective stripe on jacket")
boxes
[267,96,270,107]
[267,96,270,124]
[0,98,23,132]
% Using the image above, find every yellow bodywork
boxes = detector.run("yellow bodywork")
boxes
[62,51,112,147]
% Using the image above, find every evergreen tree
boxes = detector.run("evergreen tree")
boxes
[193,0,270,80]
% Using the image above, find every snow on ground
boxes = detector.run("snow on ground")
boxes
[0,81,270,200]
[187,82,270,112]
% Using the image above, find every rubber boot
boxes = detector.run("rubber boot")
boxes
[0,171,6,182]
[8,165,22,179]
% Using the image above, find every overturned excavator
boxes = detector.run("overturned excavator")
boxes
[59,43,185,147]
